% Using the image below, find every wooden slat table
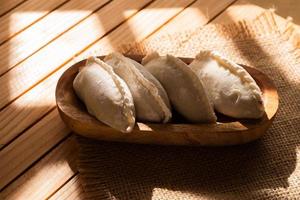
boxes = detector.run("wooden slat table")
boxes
[0,0,298,199]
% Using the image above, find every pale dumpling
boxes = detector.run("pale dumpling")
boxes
[73,57,135,133]
[189,51,264,119]
[104,52,172,123]
[129,58,171,110]
[142,52,217,123]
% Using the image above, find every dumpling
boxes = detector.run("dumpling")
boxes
[73,57,135,133]
[142,52,217,123]
[104,52,171,123]
[189,50,264,119]
[129,58,171,110]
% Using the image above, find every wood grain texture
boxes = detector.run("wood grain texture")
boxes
[0,0,25,16]
[1,136,77,200]
[0,0,196,147]
[151,0,235,37]
[49,175,84,200]
[0,0,151,110]
[56,55,279,146]
[212,0,289,29]
[0,64,69,147]
[0,0,110,76]
[0,109,70,189]
[80,0,195,56]
[213,0,266,24]
[0,0,68,44]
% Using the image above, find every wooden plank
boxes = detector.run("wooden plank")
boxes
[0,109,70,189]
[0,0,69,44]
[1,136,77,200]
[0,0,25,16]
[0,0,191,109]
[0,0,110,76]
[48,175,84,200]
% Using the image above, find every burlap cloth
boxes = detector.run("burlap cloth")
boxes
[77,11,300,199]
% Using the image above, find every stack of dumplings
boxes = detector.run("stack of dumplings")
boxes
[73,51,265,133]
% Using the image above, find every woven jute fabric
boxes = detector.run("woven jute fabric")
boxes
[77,11,300,199]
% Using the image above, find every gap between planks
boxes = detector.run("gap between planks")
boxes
[1,136,78,200]
[0,109,71,190]
[0,0,27,17]
[48,173,84,200]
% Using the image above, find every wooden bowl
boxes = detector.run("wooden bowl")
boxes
[56,55,279,146]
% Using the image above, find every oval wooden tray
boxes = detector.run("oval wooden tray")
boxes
[56,55,279,146]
